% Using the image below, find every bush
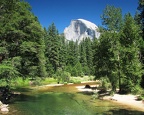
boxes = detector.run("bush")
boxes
[137,95,144,101]
[131,85,144,95]
[100,77,111,90]
[11,77,29,88]
[40,78,57,85]
[92,92,98,100]
[55,69,71,83]
[0,79,7,87]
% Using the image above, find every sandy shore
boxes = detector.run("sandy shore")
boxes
[109,94,144,111]
[76,85,144,111]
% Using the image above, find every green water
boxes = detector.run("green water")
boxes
[8,83,144,115]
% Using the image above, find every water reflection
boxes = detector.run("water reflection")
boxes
[8,83,144,115]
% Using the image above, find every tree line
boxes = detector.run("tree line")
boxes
[0,0,144,93]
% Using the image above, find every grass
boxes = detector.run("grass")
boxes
[0,76,95,89]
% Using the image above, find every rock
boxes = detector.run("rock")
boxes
[0,101,2,106]
[1,107,9,112]
[0,103,9,113]
[85,84,91,89]
[64,19,100,42]
[0,104,8,108]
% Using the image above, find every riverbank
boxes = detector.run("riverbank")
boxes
[76,85,144,112]
[107,94,144,111]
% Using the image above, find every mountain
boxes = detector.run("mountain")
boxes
[64,19,100,42]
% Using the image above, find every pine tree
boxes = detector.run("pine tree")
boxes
[138,0,144,39]
[67,41,78,66]
[85,38,94,75]
[79,40,88,75]
[59,34,67,69]
[101,5,122,31]
[94,5,122,92]
[46,23,60,72]
[120,13,143,92]
[0,0,47,80]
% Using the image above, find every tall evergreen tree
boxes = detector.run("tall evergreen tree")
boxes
[94,5,122,91]
[138,0,144,39]
[79,40,87,67]
[59,34,67,69]
[101,5,122,31]
[0,0,47,80]
[120,13,143,92]
[46,23,60,72]
[67,41,78,66]
[85,38,94,75]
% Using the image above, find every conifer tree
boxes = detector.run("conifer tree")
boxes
[120,13,143,92]
[46,23,60,72]
[138,0,144,39]
[94,5,122,92]
[0,0,47,80]
[85,38,94,75]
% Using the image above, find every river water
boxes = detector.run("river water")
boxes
[5,82,144,115]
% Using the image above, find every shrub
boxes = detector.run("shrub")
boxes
[100,77,111,90]
[137,95,144,101]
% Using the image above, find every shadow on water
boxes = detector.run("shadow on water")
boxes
[78,91,94,95]
[102,109,144,115]
[12,87,33,93]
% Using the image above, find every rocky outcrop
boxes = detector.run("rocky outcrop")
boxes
[64,19,100,42]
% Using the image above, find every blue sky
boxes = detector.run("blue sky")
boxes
[25,0,139,33]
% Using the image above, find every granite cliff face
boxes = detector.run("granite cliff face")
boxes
[64,19,100,42]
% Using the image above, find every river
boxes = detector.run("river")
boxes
[5,82,144,115]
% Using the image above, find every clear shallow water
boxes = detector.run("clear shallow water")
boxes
[7,83,144,115]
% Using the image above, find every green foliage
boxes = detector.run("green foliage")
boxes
[100,77,111,90]
[119,13,143,93]
[11,77,29,88]
[92,92,99,100]
[0,0,47,81]
[0,79,7,87]
[101,5,122,31]
[0,59,20,83]
[45,23,60,72]
[40,78,57,85]
[56,69,71,83]
[94,5,143,93]
[0,0,143,94]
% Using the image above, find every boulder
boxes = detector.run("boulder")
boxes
[85,84,91,89]
[1,107,9,112]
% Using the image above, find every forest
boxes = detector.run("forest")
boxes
[0,0,144,95]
